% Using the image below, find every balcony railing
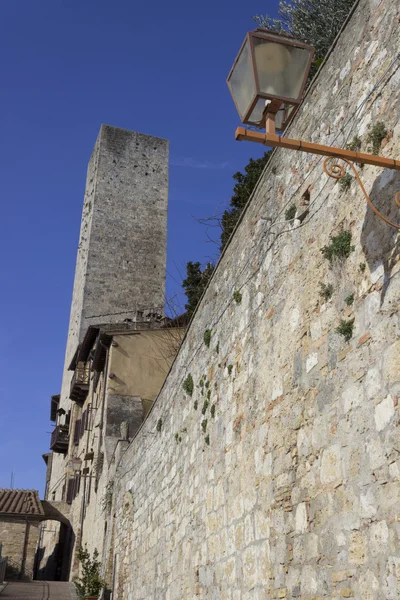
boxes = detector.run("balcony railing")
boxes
[50,425,69,453]
[70,362,90,403]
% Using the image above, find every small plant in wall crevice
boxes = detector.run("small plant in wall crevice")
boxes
[285,204,297,221]
[336,318,355,342]
[338,173,353,191]
[204,329,212,348]
[321,230,355,263]
[319,282,334,302]
[345,293,354,306]
[366,121,388,155]
[233,290,242,304]
[183,374,194,396]
[345,135,362,152]
[156,418,162,433]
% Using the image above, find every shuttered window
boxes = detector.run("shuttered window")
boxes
[66,478,74,504]
[73,419,81,445]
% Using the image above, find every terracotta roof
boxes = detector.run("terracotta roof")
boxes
[0,489,44,516]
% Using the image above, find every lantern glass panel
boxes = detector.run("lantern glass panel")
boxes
[253,37,312,101]
[228,39,256,118]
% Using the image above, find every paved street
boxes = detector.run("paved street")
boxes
[0,582,78,599]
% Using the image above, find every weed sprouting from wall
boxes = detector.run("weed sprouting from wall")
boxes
[210,404,216,418]
[345,135,361,152]
[156,419,162,433]
[321,231,355,263]
[233,291,242,304]
[228,365,233,376]
[285,204,297,221]
[339,173,353,191]
[204,330,212,347]
[366,122,388,155]
[201,419,208,433]
[202,400,209,415]
[319,282,334,301]
[359,262,366,272]
[205,435,210,446]
[194,400,198,410]
[207,389,211,401]
[183,374,194,396]
[336,318,355,341]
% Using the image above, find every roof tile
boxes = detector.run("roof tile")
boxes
[0,489,44,516]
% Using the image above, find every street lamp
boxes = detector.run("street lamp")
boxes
[227,29,314,130]
[227,29,400,229]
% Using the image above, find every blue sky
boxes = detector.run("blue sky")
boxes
[0,0,278,493]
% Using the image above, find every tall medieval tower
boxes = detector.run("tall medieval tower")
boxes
[51,124,169,497]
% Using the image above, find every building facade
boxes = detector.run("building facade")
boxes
[38,125,179,582]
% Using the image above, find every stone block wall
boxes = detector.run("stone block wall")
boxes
[0,521,38,581]
[112,1,400,598]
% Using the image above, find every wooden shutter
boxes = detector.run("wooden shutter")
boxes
[66,478,74,504]
[74,419,81,445]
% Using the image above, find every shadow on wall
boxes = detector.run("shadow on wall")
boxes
[35,524,74,582]
[360,168,400,306]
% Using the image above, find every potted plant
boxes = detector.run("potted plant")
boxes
[75,546,105,600]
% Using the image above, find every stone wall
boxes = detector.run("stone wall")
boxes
[0,520,38,581]
[112,1,400,598]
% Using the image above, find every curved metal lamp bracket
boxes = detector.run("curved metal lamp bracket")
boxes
[235,114,400,229]
[323,157,400,229]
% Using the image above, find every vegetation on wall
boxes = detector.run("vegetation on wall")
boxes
[321,230,355,262]
[183,374,194,396]
[319,282,334,302]
[336,318,355,341]
[339,173,353,191]
[285,204,297,221]
[203,330,212,348]
[366,122,388,155]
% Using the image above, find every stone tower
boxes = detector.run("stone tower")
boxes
[59,125,169,409]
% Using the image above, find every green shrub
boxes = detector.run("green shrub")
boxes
[194,400,198,411]
[228,364,233,376]
[319,282,334,301]
[345,293,354,306]
[75,546,105,599]
[321,230,355,262]
[204,330,212,347]
[202,400,209,415]
[205,435,210,446]
[201,419,208,433]
[210,404,216,418]
[366,122,388,155]
[336,318,355,342]
[345,135,361,152]
[285,204,297,221]
[183,374,194,396]
[359,262,366,272]
[339,173,353,191]
[233,291,242,304]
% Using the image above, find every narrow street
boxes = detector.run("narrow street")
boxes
[0,582,78,600]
